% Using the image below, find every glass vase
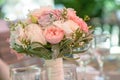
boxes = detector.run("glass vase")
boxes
[10,57,43,80]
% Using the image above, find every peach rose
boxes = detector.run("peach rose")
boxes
[53,20,79,37]
[25,24,46,45]
[44,26,64,44]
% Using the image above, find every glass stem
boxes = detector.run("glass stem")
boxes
[99,57,104,76]
[80,61,86,80]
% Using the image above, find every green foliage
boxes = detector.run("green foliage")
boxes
[0,0,6,18]
[12,43,26,53]
[55,0,105,18]
[73,29,93,48]
[0,0,6,6]
[28,44,52,59]
[0,11,4,19]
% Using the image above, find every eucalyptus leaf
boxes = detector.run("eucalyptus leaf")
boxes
[28,46,52,59]
[60,39,73,50]
[13,43,26,53]
[30,42,44,49]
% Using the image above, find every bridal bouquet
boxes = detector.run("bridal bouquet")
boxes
[9,7,93,60]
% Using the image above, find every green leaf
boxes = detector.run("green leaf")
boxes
[58,39,73,57]
[28,47,52,59]
[12,43,26,53]
[27,43,52,59]
[30,42,44,49]
[60,39,73,50]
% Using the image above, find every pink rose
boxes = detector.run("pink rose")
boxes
[67,9,88,32]
[73,17,88,32]
[44,26,64,44]
[50,9,62,20]
[38,9,62,27]
[67,8,77,20]
[38,14,52,27]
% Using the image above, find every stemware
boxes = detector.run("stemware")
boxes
[74,43,92,80]
[93,34,110,80]
[79,49,93,80]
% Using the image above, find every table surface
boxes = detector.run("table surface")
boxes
[77,72,120,80]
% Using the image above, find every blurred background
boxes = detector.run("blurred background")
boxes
[1,0,120,79]
[0,0,120,80]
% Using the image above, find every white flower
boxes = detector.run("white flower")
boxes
[10,24,26,47]
[25,24,46,45]
[29,6,52,19]
[53,20,79,37]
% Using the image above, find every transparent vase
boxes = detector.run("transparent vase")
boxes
[10,57,43,80]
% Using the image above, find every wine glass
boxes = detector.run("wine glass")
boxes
[93,34,110,80]
[73,43,92,80]
[79,52,92,80]
[75,48,92,80]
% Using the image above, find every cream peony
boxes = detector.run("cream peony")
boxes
[53,20,79,37]
[30,6,52,19]
[25,24,46,45]
[10,24,26,46]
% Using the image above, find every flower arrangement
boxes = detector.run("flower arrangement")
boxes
[9,7,93,60]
